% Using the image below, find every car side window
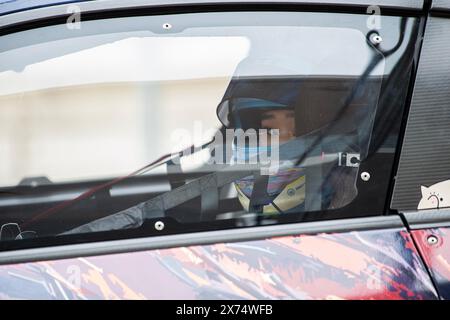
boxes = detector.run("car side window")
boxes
[0,10,420,246]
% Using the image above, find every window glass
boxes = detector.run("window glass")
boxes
[0,11,419,244]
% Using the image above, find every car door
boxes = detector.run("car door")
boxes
[0,218,439,299]
[0,0,440,300]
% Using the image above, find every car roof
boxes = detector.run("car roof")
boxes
[0,0,426,27]
[0,0,93,16]
[0,0,425,16]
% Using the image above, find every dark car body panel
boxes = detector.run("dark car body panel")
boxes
[0,0,426,31]
[0,0,426,16]
[387,9,450,298]
[0,0,93,16]
[431,0,450,11]
[391,17,450,212]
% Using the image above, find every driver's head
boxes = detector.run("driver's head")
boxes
[215,54,375,214]
[260,109,295,144]
[223,102,306,214]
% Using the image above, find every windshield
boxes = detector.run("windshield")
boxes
[0,11,418,243]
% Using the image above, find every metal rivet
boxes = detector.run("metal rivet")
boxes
[162,23,172,30]
[287,188,295,197]
[371,34,383,45]
[361,172,371,181]
[427,235,439,245]
[154,221,165,231]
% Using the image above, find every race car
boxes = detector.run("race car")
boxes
[0,0,449,300]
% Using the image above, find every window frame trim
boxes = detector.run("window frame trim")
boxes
[0,215,403,265]
[0,0,425,36]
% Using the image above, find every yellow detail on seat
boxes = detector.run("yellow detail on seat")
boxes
[235,175,305,214]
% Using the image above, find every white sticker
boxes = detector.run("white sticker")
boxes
[418,179,450,210]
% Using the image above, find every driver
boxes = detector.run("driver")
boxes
[216,71,360,215]
[231,107,308,214]
[63,57,366,234]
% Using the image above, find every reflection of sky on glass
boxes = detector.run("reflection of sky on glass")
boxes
[0,11,392,184]
[232,26,384,77]
[0,24,384,96]
[0,36,250,95]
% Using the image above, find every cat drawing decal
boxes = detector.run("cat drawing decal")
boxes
[418,179,450,210]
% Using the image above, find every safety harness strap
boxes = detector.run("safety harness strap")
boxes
[248,172,271,213]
